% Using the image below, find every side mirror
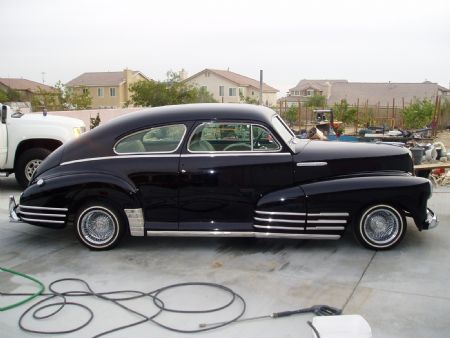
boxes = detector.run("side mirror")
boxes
[1,105,7,124]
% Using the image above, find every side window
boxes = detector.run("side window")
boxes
[188,123,251,152]
[115,124,186,154]
[188,123,280,152]
[252,125,281,151]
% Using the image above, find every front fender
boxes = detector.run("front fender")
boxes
[302,175,431,230]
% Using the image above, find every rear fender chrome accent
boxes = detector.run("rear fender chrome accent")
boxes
[9,196,21,223]
[20,205,68,212]
[124,208,145,236]
[19,211,66,218]
[146,230,340,240]
[20,217,65,224]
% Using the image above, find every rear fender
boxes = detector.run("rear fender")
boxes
[20,172,141,217]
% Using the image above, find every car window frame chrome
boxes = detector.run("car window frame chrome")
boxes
[113,123,187,155]
[186,121,283,154]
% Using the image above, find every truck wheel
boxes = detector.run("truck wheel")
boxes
[354,204,406,250]
[75,202,125,250]
[15,148,51,188]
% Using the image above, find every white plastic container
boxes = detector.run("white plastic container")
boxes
[311,315,372,338]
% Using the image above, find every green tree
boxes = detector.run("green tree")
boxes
[239,92,258,105]
[333,99,357,124]
[6,88,21,101]
[130,75,217,107]
[54,81,92,109]
[285,105,298,127]
[0,89,8,102]
[306,94,326,108]
[402,99,435,129]
[31,87,60,111]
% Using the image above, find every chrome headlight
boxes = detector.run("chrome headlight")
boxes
[73,127,86,138]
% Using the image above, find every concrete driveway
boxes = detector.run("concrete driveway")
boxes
[1,176,449,337]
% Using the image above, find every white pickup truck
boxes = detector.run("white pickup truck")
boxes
[0,104,86,187]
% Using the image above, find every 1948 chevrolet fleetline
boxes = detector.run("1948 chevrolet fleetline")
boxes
[10,104,437,250]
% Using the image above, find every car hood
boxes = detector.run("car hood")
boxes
[15,113,85,128]
[293,140,413,182]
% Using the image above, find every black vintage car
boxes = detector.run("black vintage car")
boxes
[9,104,437,250]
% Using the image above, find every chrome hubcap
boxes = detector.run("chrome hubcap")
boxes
[364,208,400,244]
[25,159,42,181]
[80,209,116,245]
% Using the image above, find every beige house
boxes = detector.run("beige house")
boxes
[183,69,278,106]
[66,69,151,108]
[280,79,450,107]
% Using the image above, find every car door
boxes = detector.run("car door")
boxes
[114,123,189,230]
[178,121,294,231]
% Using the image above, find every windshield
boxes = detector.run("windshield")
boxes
[271,115,296,150]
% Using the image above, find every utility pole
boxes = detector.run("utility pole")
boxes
[41,72,46,84]
[259,70,263,105]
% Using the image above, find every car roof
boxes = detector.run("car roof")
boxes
[106,103,277,130]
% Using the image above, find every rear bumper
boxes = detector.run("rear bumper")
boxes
[423,208,438,230]
[9,195,67,228]
[9,196,21,223]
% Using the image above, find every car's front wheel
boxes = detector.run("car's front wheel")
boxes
[75,202,125,250]
[354,204,406,250]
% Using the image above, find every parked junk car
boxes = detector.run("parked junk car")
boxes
[9,104,438,250]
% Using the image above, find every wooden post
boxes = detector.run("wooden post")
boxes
[297,99,301,131]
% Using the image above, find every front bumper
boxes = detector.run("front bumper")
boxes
[9,196,21,223]
[424,208,438,230]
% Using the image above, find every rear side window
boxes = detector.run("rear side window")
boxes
[114,124,186,154]
[188,122,280,152]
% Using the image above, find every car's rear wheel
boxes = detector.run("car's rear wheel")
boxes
[75,202,125,250]
[354,204,406,250]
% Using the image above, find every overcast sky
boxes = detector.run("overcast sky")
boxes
[1,0,449,96]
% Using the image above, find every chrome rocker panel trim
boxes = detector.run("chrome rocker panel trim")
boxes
[146,230,340,240]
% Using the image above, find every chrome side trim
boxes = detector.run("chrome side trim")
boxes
[20,205,68,212]
[296,162,328,167]
[255,210,306,216]
[21,217,65,224]
[308,212,349,217]
[61,154,180,166]
[308,219,347,224]
[19,211,66,218]
[306,226,346,231]
[124,208,145,236]
[146,230,340,240]
[253,224,305,231]
[9,196,21,223]
[254,217,305,224]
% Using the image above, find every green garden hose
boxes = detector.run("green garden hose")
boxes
[0,267,44,311]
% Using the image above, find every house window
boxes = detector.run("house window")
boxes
[201,85,207,92]
[110,88,116,97]
[294,91,300,96]
[306,89,314,97]
[229,88,236,96]
[98,88,104,97]
[239,88,243,96]
[82,88,89,95]
[252,91,254,96]
[219,86,224,96]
